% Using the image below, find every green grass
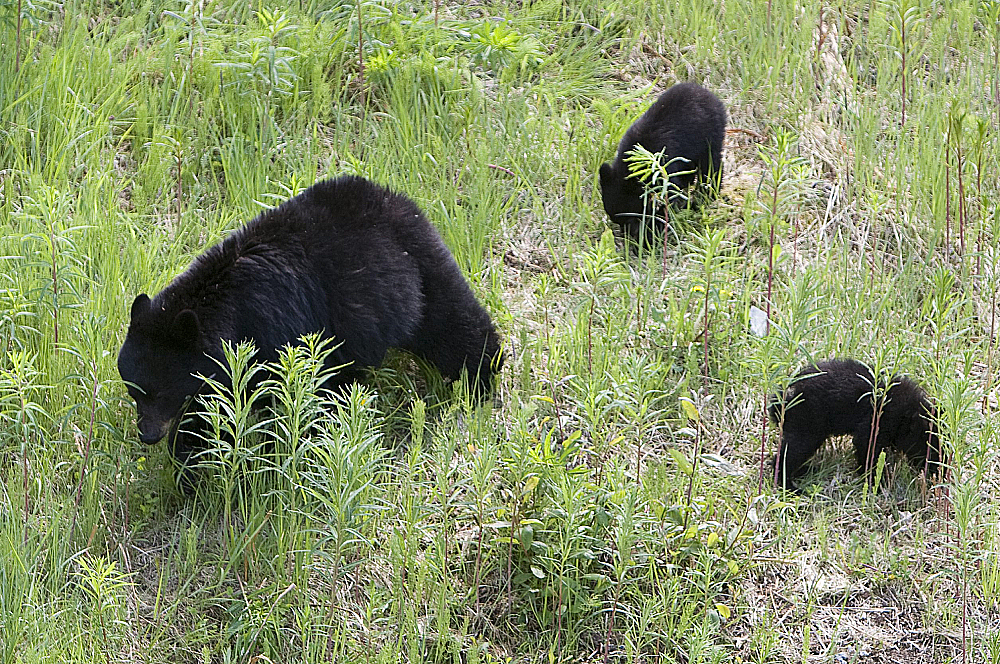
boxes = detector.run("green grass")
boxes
[2,0,1000,661]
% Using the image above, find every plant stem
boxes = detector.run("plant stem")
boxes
[900,13,907,127]
[760,206,777,493]
[542,286,565,443]
[945,125,951,257]
[48,221,60,349]
[21,395,29,545]
[175,144,183,231]
[587,296,594,375]
[15,0,23,73]
[762,394,772,493]
[357,0,366,139]
[661,204,669,276]
[70,362,100,538]
[703,276,710,384]
[683,420,702,532]
[603,578,623,664]
[505,499,518,607]
[987,280,996,411]
[955,134,965,258]
[473,496,484,612]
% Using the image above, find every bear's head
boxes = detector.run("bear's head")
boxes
[598,162,660,246]
[888,379,944,478]
[118,294,217,445]
[899,402,943,476]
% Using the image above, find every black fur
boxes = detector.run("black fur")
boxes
[118,176,502,487]
[769,358,941,493]
[598,82,727,246]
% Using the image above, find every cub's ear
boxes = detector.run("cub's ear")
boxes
[598,162,613,185]
[171,309,200,345]
[130,294,151,320]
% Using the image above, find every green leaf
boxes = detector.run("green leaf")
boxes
[522,475,540,496]
[669,448,694,476]
[519,525,535,550]
[679,396,699,423]
[599,228,616,254]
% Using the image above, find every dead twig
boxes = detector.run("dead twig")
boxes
[487,163,517,177]
[726,127,766,141]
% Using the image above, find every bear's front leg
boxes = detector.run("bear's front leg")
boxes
[167,412,210,495]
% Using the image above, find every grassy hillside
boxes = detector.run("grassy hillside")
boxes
[1,0,999,661]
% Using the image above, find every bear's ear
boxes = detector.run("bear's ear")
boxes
[171,309,200,345]
[130,294,151,320]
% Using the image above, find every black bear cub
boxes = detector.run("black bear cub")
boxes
[769,358,941,493]
[598,82,727,246]
[118,175,502,486]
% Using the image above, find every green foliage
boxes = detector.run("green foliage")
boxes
[464,20,544,81]
[75,555,134,661]
[624,144,696,207]
[215,8,301,99]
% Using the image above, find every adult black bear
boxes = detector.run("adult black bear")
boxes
[769,358,941,493]
[598,82,726,247]
[118,176,502,485]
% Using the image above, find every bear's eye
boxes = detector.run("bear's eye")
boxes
[126,384,152,401]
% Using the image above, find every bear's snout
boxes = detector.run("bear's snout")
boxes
[137,418,170,445]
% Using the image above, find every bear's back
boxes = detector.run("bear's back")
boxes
[783,359,878,435]
[618,82,726,165]
[244,176,426,249]
[155,176,439,365]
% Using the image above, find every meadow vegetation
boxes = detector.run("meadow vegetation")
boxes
[1,0,999,661]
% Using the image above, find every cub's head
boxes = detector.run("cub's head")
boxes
[598,162,659,246]
[890,379,944,478]
[117,294,215,445]
[900,402,944,476]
